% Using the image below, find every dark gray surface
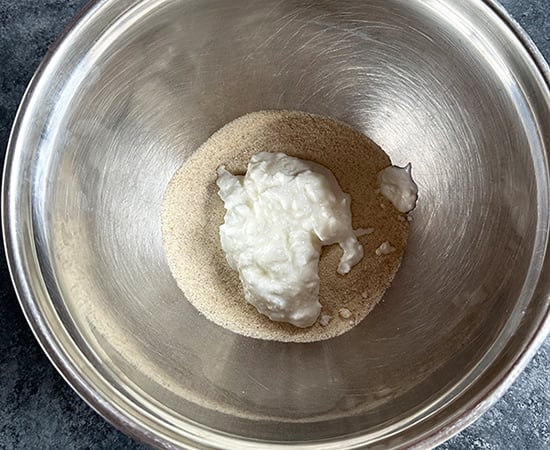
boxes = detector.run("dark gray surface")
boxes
[0,0,548,449]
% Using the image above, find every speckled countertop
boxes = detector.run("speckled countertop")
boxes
[0,1,549,449]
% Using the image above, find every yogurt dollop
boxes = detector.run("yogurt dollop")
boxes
[378,163,419,213]
[216,152,363,328]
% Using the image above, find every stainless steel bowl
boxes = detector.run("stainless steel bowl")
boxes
[3,0,550,448]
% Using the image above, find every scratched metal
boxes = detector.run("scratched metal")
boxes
[3,0,550,448]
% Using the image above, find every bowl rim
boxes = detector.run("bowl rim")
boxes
[3,0,550,449]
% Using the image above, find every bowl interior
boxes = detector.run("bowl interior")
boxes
[7,0,550,448]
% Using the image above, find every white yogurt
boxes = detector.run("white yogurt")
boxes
[216,152,364,328]
[375,241,396,256]
[378,163,418,213]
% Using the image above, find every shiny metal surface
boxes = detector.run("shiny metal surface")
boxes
[3,0,550,448]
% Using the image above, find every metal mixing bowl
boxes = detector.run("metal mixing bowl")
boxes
[3,0,550,448]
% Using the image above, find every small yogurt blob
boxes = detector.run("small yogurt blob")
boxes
[378,163,419,213]
[216,152,364,328]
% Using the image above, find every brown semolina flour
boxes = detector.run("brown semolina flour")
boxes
[161,110,409,343]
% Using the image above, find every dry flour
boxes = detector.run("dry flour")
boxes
[161,111,409,343]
